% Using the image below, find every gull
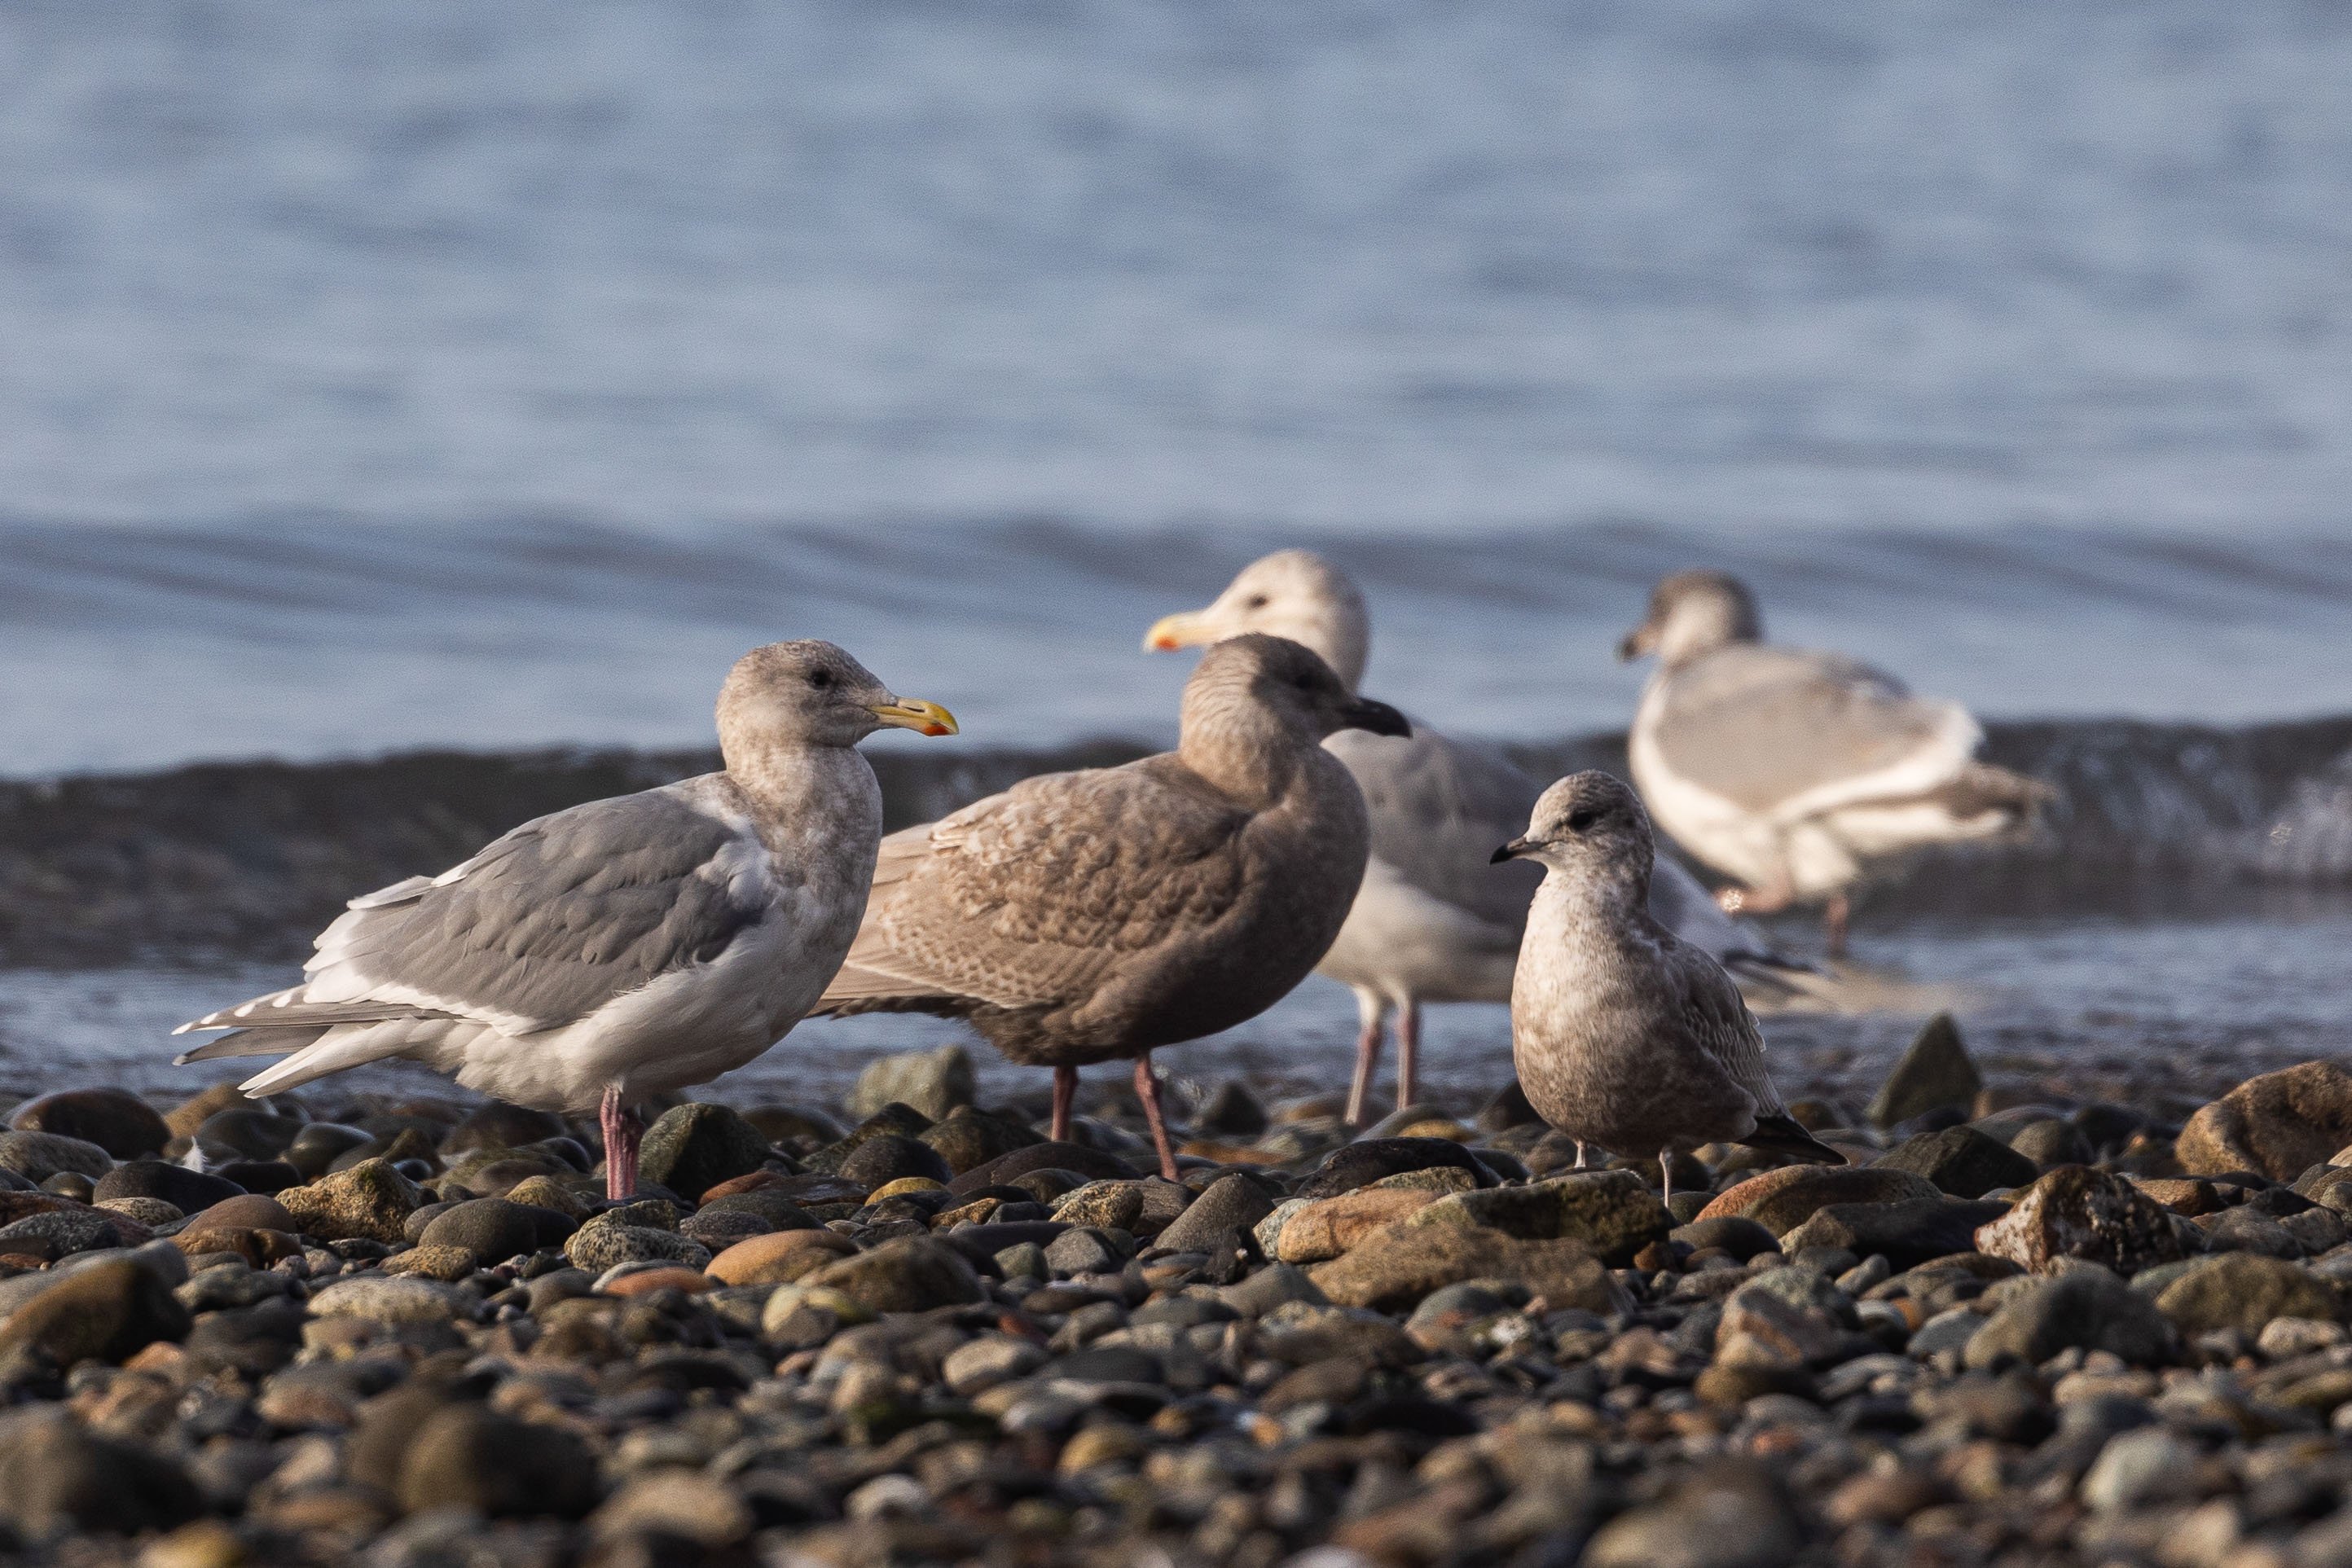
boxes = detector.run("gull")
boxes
[1620,571,2048,954]
[172,641,956,1198]
[810,634,1409,1180]
[1145,549,1801,1126]
[1497,771,1842,1202]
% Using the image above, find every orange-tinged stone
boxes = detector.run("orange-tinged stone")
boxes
[700,1170,798,1202]
[1694,1166,1940,1233]
[1274,1188,1438,1264]
[602,1267,714,1297]
[706,1228,858,1286]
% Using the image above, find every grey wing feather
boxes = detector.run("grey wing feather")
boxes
[815,758,1247,1015]
[1667,940,1786,1119]
[1652,644,1966,812]
[1325,722,1541,932]
[179,785,770,1038]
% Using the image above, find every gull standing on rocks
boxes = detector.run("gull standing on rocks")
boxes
[810,635,1409,1180]
[1620,570,2048,954]
[171,642,957,1199]
[1497,771,1842,1201]
[1145,549,1801,1127]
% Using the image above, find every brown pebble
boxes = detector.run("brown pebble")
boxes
[603,1267,713,1297]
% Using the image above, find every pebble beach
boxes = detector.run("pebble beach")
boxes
[6,1023,2352,1567]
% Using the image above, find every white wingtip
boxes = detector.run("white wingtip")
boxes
[171,1022,194,1036]
[172,1052,195,1066]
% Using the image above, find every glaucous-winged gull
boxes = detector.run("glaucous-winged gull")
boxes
[1620,570,2048,953]
[810,634,1409,1179]
[1145,549,1800,1126]
[1497,771,1841,1201]
[172,641,957,1198]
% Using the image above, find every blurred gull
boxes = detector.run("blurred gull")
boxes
[172,641,957,1198]
[1498,771,1841,1202]
[811,635,1409,1179]
[1146,549,1802,1126]
[1620,571,2048,953]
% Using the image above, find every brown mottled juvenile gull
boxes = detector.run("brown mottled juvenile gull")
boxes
[811,634,1409,1179]
[1497,771,1842,1202]
[171,641,957,1199]
[1145,548,1804,1126]
[1620,570,2048,954]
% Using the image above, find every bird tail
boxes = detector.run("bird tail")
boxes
[1932,762,2054,830]
[1743,1113,1847,1166]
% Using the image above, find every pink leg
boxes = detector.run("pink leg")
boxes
[601,1085,640,1201]
[1394,1001,1422,1112]
[1132,1053,1180,1183]
[1345,990,1384,1129]
[1824,892,1851,958]
[1051,1065,1078,1143]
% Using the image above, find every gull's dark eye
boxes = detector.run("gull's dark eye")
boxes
[1566,809,1599,832]
[807,668,833,690]
[1244,594,1269,610]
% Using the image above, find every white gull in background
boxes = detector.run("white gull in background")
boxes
[172,641,956,1197]
[1145,549,1802,1127]
[1620,570,2049,954]
[1498,771,1841,1202]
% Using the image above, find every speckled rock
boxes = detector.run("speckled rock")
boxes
[0,1208,125,1260]
[1308,1220,1620,1313]
[564,1218,711,1272]
[276,1159,426,1244]
[1053,1178,1190,1237]
[1584,1459,1804,1568]
[307,1276,475,1324]
[1973,1166,2193,1275]
[2156,1253,2341,1335]
[1275,1188,1437,1264]
[1409,1169,1674,1265]
[2178,1062,2352,1182]
[802,1235,984,1312]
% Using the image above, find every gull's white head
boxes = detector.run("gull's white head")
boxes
[1144,549,1371,693]
[717,639,958,757]
[1617,570,1763,671]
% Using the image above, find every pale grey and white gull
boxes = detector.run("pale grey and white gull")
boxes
[811,635,1409,1180]
[1620,571,2048,953]
[1497,771,1842,1201]
[1145,549,1801,1127]
[171,641,958,1198]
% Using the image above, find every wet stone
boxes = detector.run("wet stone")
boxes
[835,1131,954,1189]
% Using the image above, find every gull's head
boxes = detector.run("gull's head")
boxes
[1617,570,1762,670]
[1144,549,1371,692]
[1183,634,1409,749]
[1493,771,1655,884]
[719,639,959,753]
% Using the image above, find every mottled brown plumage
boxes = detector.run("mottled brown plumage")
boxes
[1499,771,1842,1201]
[811,635,1409,1177]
